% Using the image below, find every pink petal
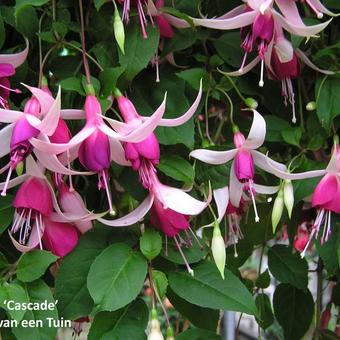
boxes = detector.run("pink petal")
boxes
[155,183,211,215]
[42,220,78,257]
[0,124,14,157]
[229,161,244,208]
[295,49,335,75]
[98,194,154,226]
[60,109,86,120]
[30,125,96,154]
[192,11,257,30]
[190,148,237,165]
[0,109,23,123]
[0,38,29,68]
[156,80,202,127]
[312,174,338,208]
[213,186,229,223]
[273,11,332,37]
[243,110,266,149]
[275,0,306,26]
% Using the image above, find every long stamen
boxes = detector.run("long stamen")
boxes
[240,53,248,71]
[259,59,265,87]
[174,235,194,276]
[305,0,323,18]
[101,170,115,216]
[1,166,13,196]
[300,228,316,258]
[36,213,43,250]
[248,180,260,222]
[0,83,21,93]
[137,0,148,39]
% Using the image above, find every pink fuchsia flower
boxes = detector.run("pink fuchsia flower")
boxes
[0,38,29,108]
[293,222,310,253]
[190,110,284,222]
[224,27,334,122]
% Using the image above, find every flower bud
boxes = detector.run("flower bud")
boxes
[211,222,226,279]
[15,161,24,176]
[283,179,294,218]
[113,6,125,54]
[147,309,164,340]
[306,101,316,111]
[272,188,284,233]
[166,326,175,340]
[244,97,258,109]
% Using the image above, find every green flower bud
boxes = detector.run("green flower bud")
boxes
[272,188,284,233]
[113,7,125,55]
[244,97,258,109]
[306,101,316,111]
[15,162,24,176]
[211,223,226,279]
[283,179,294,219]
[166,326,175,340]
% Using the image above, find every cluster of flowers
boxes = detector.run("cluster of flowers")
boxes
[0,0,338,283]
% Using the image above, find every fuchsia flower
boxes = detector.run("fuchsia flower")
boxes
[191,110,284,222]
[265,144,340,255]
[2,156,100,253]
[0,38,29,108]
[225,26,334,122]
[293,222,310,253]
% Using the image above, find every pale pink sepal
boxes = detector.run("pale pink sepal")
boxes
[109,137,131,166]
[60,109,86,120]
[213,186,229,223]
[295,49,335,75]
[0,109,23,123]
[156,79,203,127]
[243,110,266,150]
[253,183,279,194]
[98,194,154,226]
[220,56,261,77]
[190,149,237,165]
[217,5,246,19]
[192,11,257,30]
[162,13,191,29]
[0,124,14,157]
[0,38,29,68]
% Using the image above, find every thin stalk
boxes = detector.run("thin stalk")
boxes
[315,257,323,339]
[78,0,91,84]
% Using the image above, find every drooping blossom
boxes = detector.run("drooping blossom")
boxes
[264,145,340,255]
[223,26,334,122]
[1,156,101,253]
[0,38,29,108]
[293,222,310,253]
[190,110,284,222]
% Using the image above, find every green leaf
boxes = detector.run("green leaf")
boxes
[176,68,209,91]
[167,287,219,331]
[59,76,85,95]
[281,127,302,147]
[87,243,147,313]
[99,66,126,97]
[0,195,14,233]
[88,299,148,340]
[316,76,340,131]
[0,252,8,271]
[168,261,258,316]
[94,0,107,11]
[273,283,314,340]
[255,294,274,330]
[157,155,195,183]
[176,329,222,340]
[152,270,168,299]
[0,283,29,322]
[256,270,271,289]
[55,229,109,320]
[264,116,291,142]
[268,245,308,290]
[140,230,162,261]
[119,20,159,81]
[15,5,38,40]
[11,280,58,340]
[0,14,5,49]
[16,250,58,283]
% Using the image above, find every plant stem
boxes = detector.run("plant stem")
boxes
[78,0,91,84]
[315,257,323,339]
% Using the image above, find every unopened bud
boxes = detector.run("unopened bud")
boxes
[283,180,294,219]
[272,188,284,233]
[113,7,125,55]
[147,309,164,340]
[211,223,226,279]
[166,326,175,340]
[244,97,258,109]
[15,162,24,176]
[306,101,316,111]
